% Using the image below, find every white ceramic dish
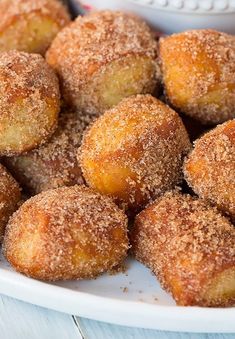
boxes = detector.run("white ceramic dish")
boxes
[70,0,235,34]
[0,253,234,333]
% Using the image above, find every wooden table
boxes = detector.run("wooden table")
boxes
[0,294,234,339]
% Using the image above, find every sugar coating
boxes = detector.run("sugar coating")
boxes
[80,94,191,211]
[46,10,159,115]
[4,110,92,194]
[0,164,21,240]
[184,119,235,221]
[160,29,235,124]
[0,50,60,155]
[3,185,129,281]
[132,191,235,307]
[0,0,70,54]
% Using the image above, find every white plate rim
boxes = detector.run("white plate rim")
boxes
[0,265,235,333]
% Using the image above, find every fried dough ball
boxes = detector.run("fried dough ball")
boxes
[46,10,159,116]
[159,30,235,125]
[131,191,235,307]
[184,119,235,222]
[0,164,21,240]
[0,50,60,156]
[3,185,129,281]
[80,95,191,212]
[0,0,70,55]
[4,111,91,195]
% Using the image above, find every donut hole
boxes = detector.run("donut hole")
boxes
[80,95,191,211]
[46,11,158,115]
[184,119,235,221]
[160,30,235,124]
[3,186,128,281]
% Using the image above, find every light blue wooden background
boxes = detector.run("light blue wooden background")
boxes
[0,294,234,339]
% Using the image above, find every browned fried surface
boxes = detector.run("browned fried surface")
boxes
[160,29,235,125]
[131,191,235,307]
[4,110,92,194]
[3,185,129,281]
[0,0,70,54]
[80,94,191,212]
[0,164,21,240]
[46,10,159,115]
[0,50,60,155]
[184,119,235,221]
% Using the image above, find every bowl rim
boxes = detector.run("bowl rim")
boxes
[126,0,235,15]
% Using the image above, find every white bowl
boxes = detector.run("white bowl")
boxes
[69,0,235,34]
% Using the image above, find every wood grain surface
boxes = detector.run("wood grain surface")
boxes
[0,294,234,339]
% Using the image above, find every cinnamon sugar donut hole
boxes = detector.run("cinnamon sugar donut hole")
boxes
[4,110,91,195]
[0,164,21,240]
[0,0,70,55]
[3,185,129,281]
[46,10,159,116]
[80,95,191,212]
[131,191,235,307]
[0,51,60,156]
[159,30,235,125]
[184,119,235,222]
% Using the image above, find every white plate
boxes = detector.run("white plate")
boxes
[72,0,235,34]
[0,253,234,333]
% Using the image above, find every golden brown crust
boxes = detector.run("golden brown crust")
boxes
[0,0,70,54]
[159,29,235,125]
[0,50,60,155]
[184,119,235,221]
[80,94,191,212]
[3,185,129,281]
[0,164,21,240]
[4,110,92,195]
[46,10,159,115]
[131,191,235,307]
